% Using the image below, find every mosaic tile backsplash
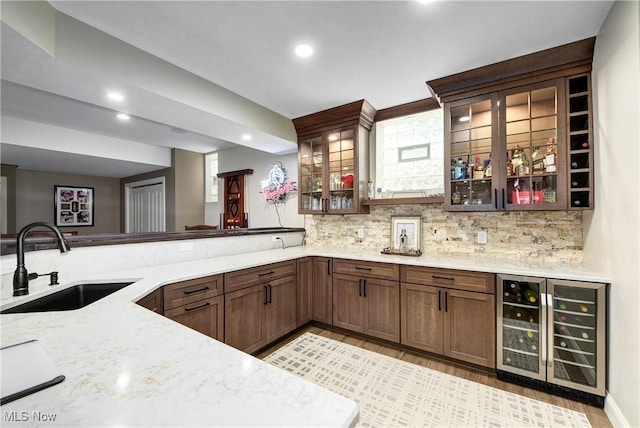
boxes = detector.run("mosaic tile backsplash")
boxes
[305,204,583,263]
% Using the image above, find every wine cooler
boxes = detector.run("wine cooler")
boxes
[496,274,606,407]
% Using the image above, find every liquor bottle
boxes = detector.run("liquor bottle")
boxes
[544,137,557,173]
[524,289,537,304]
[531,147,545,175]
[484,159,492,178]
[473,156,485,179]
[580,304,589,313]
[455,157,466,179]
[506,152,514,176]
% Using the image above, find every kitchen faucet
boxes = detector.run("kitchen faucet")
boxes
[13,222,71,296]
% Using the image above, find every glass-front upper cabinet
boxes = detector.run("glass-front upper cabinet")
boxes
[446,94,498,210]
[295,100,374,215]
[502,82,566,210]
[298,126,364,214]
[444,79,567,211]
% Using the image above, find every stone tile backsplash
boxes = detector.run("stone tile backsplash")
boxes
[305,204,583,263]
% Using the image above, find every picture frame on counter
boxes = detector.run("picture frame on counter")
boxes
[54,185,94,227]
[391,215,421,252]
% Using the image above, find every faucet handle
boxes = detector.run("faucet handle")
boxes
[28,272,39,280]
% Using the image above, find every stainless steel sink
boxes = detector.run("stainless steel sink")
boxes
[1,282,134,314]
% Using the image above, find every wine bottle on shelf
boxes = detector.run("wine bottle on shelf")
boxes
[524,289,537,304]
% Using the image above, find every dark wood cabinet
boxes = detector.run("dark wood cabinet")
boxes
[293,100,375,215]
[296,257,313,326]
[332,259,400,343]
[163,275,224,341]
[400,265,495,368]
[428,38,595,211]
[224,262,297,353]
[312,257,333,324]
[136,288,163,314]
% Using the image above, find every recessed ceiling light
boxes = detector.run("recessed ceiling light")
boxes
[116,113,130,120]
[294,44,314,58]
[242,133,252,141]
[107,91,124,102]
[458,115,470,122]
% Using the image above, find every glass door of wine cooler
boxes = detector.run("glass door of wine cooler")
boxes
[547,279,606,396]
[497,274,546,380]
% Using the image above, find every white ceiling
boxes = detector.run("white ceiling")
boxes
[0,0,614,178]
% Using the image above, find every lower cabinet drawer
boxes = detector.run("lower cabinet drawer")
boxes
[401,265,495,294]
[164,275,222,310]
[224,260,296,293]
[332,258,399,281]
[164,295,224,341]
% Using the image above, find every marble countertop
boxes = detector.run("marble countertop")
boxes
[0,246,610,427]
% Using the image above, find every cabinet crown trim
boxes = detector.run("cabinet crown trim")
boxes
[426,37,595,104]
[293,99,377,137]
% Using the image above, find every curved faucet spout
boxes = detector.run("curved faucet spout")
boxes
[13,222,71,296]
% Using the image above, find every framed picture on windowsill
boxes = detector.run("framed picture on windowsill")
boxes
[54,185,94,227]
[391,215,421,252]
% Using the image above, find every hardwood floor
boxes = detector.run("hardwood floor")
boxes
[258,325,612,428]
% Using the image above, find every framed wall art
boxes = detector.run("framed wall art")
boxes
[391,215,421,252]
[54,185,94,227]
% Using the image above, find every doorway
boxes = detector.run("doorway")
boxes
[125,177,166,233]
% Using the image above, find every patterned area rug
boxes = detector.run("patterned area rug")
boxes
[264,333,591,428]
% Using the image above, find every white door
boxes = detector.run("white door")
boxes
[126,178,165,233]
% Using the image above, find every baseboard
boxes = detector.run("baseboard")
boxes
[605,392,631,428]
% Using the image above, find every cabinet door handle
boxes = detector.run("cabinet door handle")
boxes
[268,284,273,304]
[184,302,210,312]
[502,188,506,209]
[358,279,363,297]
[432,275,454,282]
[322,198,327,213]
[444,291,449,312]
[438,289,442,311]
[494,189,498,209]
[183,286,210,295]
[363,279,367,297]
[259,271,275,277]
[327,259,332,276]
[264,285,269,304]
[355,266,372,271]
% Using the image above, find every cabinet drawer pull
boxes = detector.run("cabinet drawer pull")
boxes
[183,286,210,295]
[184,302,210,312]
[432,275,454,282]
[355,266,372,271]
[259,271,275,277]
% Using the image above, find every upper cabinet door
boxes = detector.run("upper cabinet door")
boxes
[445,93,500,211]
[499,81,567,211]
[299,135,325,213]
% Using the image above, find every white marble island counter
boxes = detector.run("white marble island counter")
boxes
[0,241,610,427]
[0,249,358,428]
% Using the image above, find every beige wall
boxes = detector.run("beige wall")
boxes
[11,169,120,235]
[174,148,205,230]
[586,1,640,426]
[1,164,17,233]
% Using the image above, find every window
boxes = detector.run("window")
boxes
[374,109,444,197]
[205,152,219,203]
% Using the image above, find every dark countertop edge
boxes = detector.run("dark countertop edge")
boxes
[0,228,305,255]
